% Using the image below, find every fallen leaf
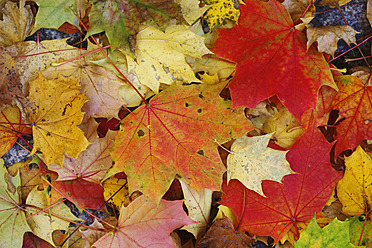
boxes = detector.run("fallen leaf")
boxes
[0,159,32,248]
[212,0,336,120]
[195,215,252,248]
[337,146,372,217]
[25,187,82,246]
[294,216,357,247]
[92,195,195,248]
[202,0,242,31]
[317,0,353,7]
[31,0,90,33]
[80,219,106,248]
[349,215,372,247]
[0,0,33,46]
[180,179,213,240]
[27,72,89,166]
[175,0,210,25]
[22,232,55,248]
[103,177,130,210]
[87,0,185,51]
[306,25,359,56]
[227,133,294,197]
[221,124,342,243]
[330,75,372,156]
[0,105,32,157]
[109,82,253,203]
[126,25,212,93]
[282,0,315,24]
[262,106,304,149]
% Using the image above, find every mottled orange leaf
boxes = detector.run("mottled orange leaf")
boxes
[110,82,253,203]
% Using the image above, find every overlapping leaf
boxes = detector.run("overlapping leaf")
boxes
[110,82,253,203]
[221,124,342,242]
[0,159,31,248]
[92,195,195,248]
[330,75,372,156]
[87,0,186,51]
[212,0,336,120]
[27,72,89,166]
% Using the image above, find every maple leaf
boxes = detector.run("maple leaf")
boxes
[212,0,336,120]
[0,0,33,47]
[337,146,372,217]
[103,177,130,209]
[180,179,212,239]
[195,215,252,248]
[80,219,106,247]
[27,72,89,166]
[31,0,90,33]
[6,39,81,89]
[25,187,82,246]
[0,159,32,248]
[92,195,195,248]
[294,216,358,247]
[48,119,116,183]
[109,82,253,203]
[87,0,186,51]
[227,133,295,197]
[306,25,359,56]
[202,0,242,31]
[349,215,372,247]
[330,75,372,156]
[282,0,315,24]
[126,25,212,93]
[0,106,32,157]
[175,0,210,25]
[261,106,304,148]
[220,124,342,243]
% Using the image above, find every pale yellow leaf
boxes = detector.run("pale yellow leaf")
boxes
[306,25,359,56]
[26,187,82,246]
[175,0,210,25]
[127,25,212,93]
[227,133,295,197]
[0,0,33,47]
[180,180,212,240]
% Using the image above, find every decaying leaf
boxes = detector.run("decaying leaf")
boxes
[0,0,33,47]
[180,180,212,240]
[306,25,359,56]
[25,187,82,246]
[202,0,242,31]
[27,72,89,166]
[317,0,353,7]
[126,25,212,93]
[196,215,252,248]
[80,219,106,248]
[92,195,195,248]
[282,0,315,24]
[227,133,294,197]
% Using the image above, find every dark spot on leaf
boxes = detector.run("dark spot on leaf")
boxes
[185,102,190,107]
[46,132,51,136]
[197,150,204,156]
[197,108,202,113]
[199,93,205,100]
[137,130,145,137]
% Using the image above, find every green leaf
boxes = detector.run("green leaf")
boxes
[0,159,31,248]
[87,0,186,51]
[349,215,372,247]
[294,215,361,248]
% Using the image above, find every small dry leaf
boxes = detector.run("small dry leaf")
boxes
[282,0,315,24]
[196,215,252,248]
[306,25,359,56]
[0,0,33,46]
[317,0,352,7]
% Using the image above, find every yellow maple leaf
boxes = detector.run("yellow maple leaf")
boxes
[203,0,243,31]
[337,145,372,217]
[0,0,33,47]
[126,25,212,93]
[27,72,89,165]
[227,133,295,197]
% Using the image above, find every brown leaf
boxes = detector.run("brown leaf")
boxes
[0,0,34,46]
[306,25,359,56]
[282,0,315,24]
[196,215,252,248]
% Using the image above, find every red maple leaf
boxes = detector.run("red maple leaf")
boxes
[212,0,336,120]
[220,124,342,242]
[330,75,372,155]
